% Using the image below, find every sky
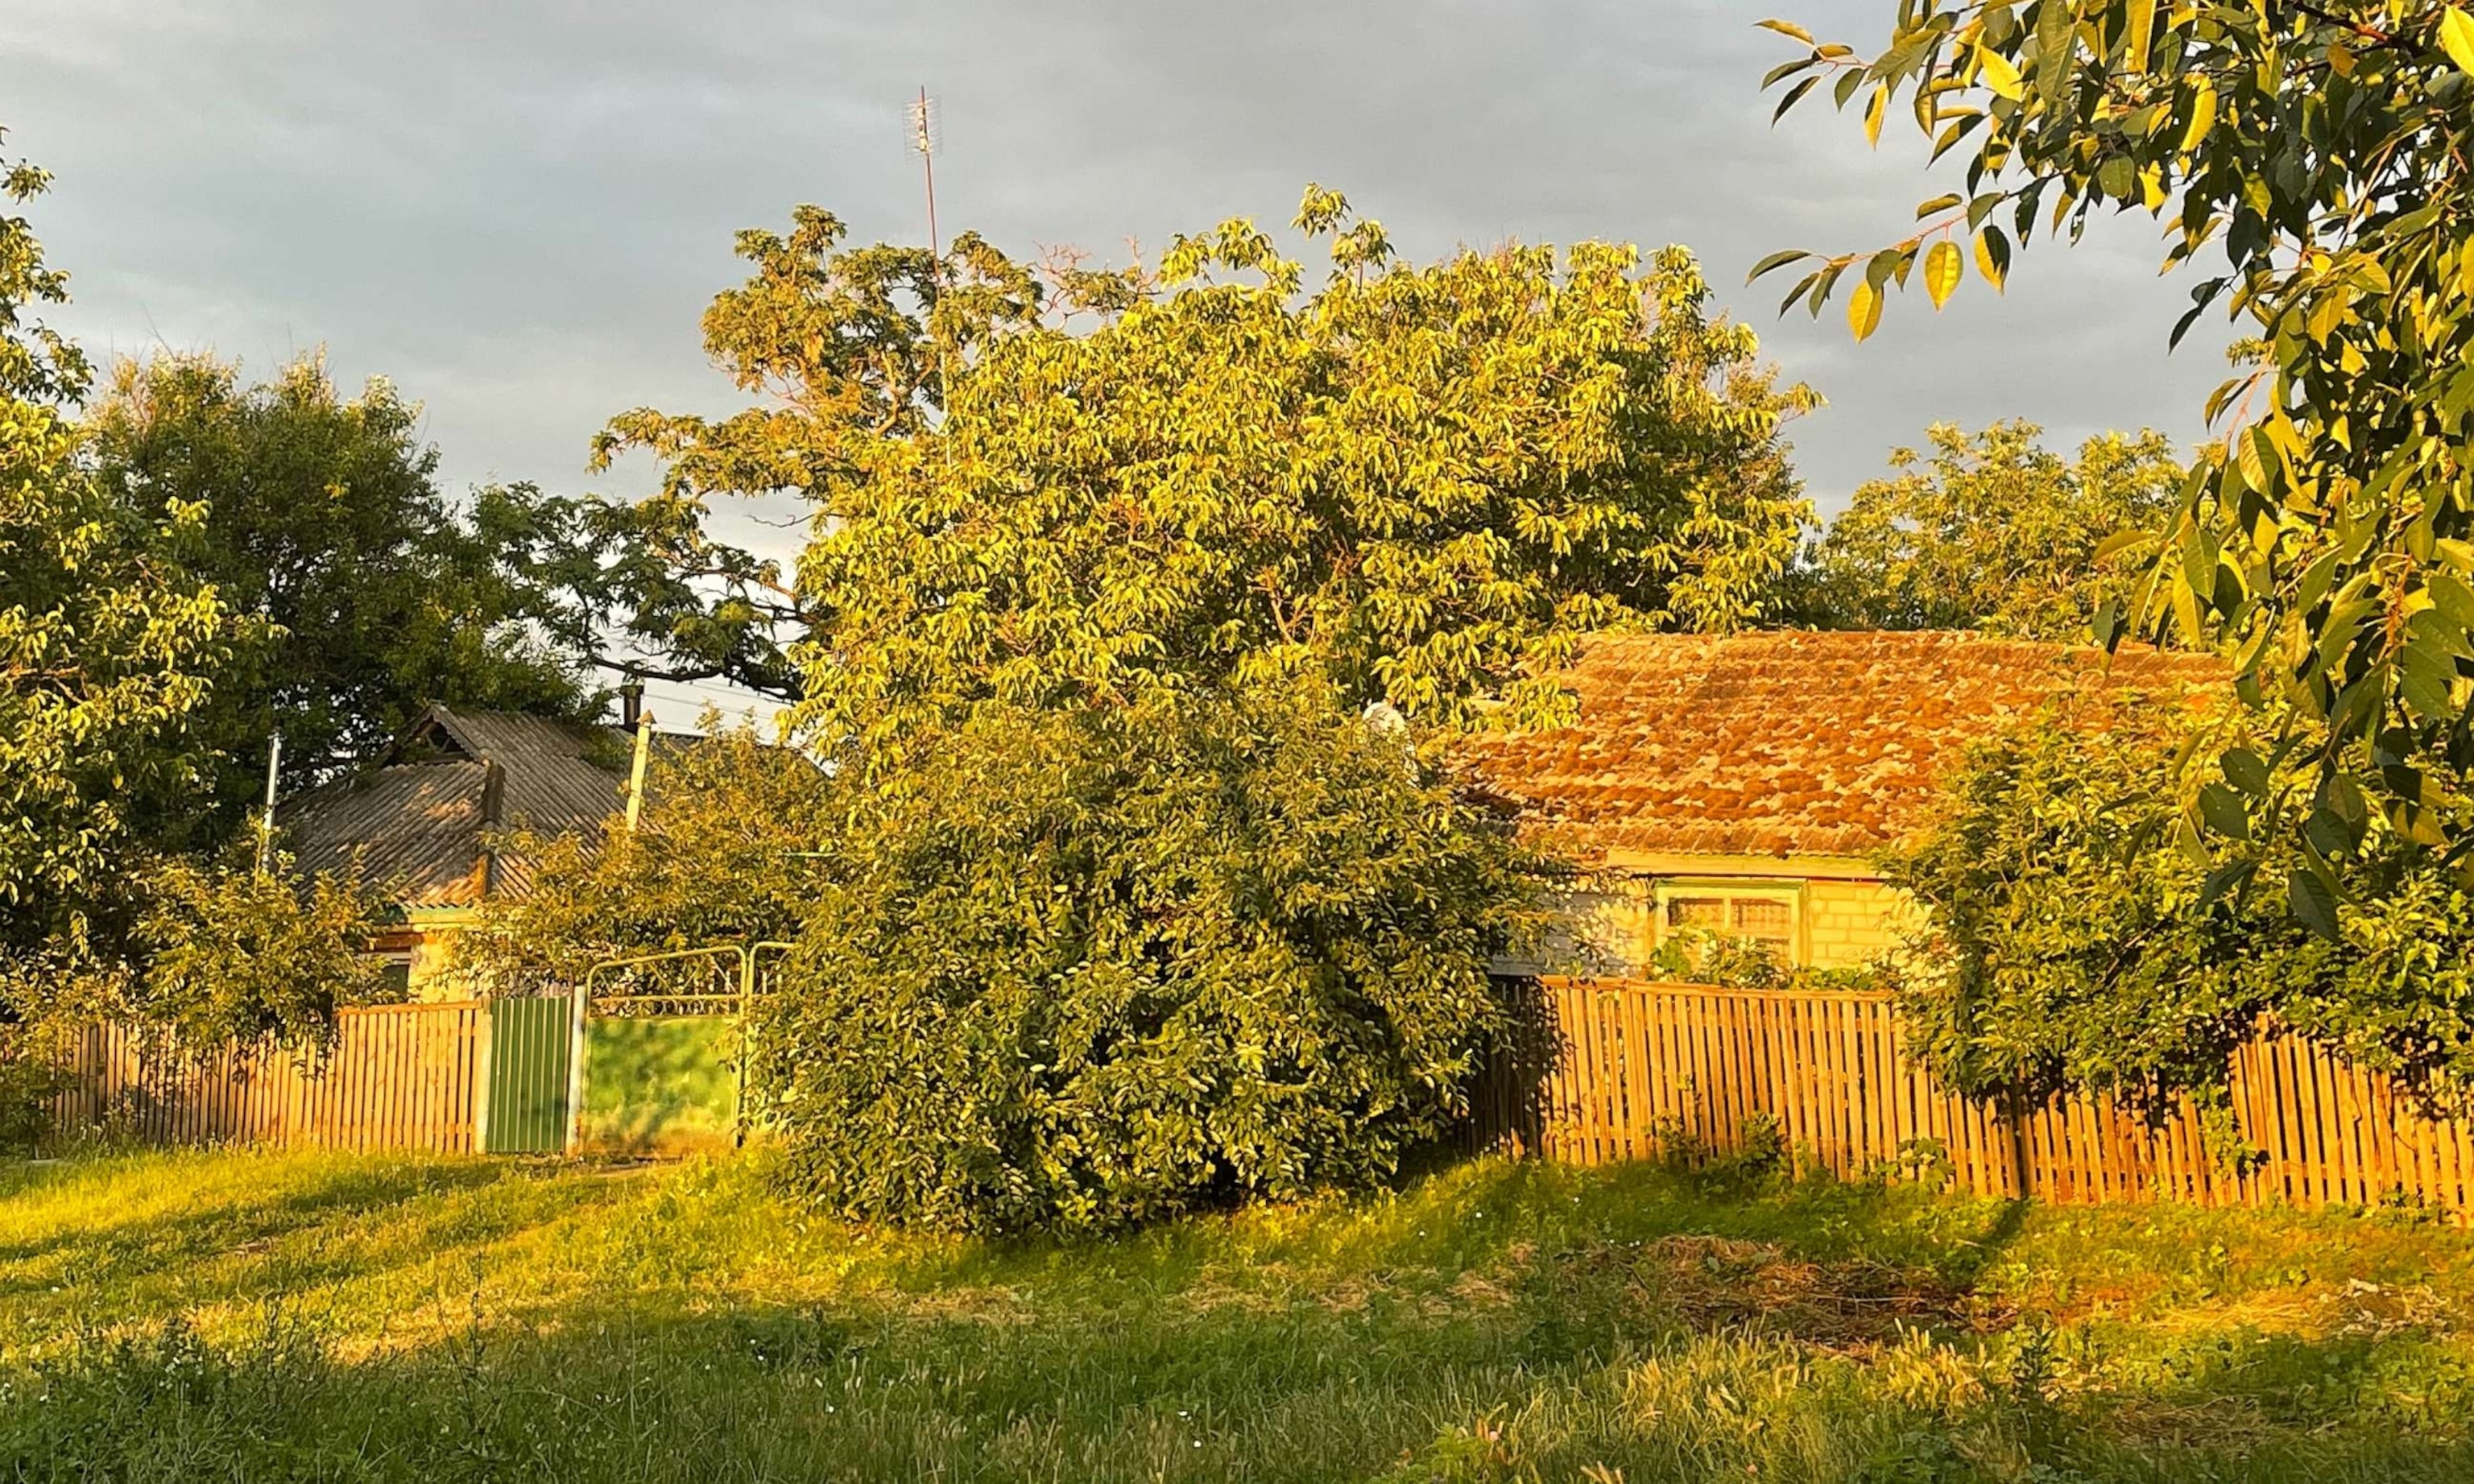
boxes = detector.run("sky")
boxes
[3,0,2233,725]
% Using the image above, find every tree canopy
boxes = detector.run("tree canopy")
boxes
[0,147,236,952]
[601,188,1816,747]
[1797,420,2184,639]
[87,353,599,829]
[1758,0,2474,917]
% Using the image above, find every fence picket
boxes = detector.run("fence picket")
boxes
[1476,979,2474,1225]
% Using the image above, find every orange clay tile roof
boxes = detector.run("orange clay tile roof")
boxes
[1462,630,2225,862]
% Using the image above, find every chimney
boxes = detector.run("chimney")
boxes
[619,680,644,730]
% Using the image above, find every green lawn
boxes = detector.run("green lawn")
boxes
[2,1147,2470,1482]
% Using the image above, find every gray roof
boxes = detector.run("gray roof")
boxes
[281,705,689,908]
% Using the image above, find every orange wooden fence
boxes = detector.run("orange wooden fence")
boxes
[1475,978,2474,1220]
[50,1000,487,1154]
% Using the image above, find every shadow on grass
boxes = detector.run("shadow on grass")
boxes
[5,1272,2470,1484]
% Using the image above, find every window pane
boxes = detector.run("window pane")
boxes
[1732,898,1793,942]
[1666,896,1727,929]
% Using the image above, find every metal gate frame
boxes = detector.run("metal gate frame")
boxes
[566,941,791,1154]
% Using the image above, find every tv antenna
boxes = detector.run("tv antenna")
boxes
[908,86,941,266]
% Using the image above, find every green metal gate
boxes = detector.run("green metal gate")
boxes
[568,943,790,1157]
[482,996,573,1154]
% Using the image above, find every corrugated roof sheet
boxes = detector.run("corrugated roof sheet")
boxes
[1463,630,2224,861]
[282,705,691,907]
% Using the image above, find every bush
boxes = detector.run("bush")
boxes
[2,852,391,1059]
[1890,708,2474,1114]
[453,722,834,997]
[754,679,1560,1234]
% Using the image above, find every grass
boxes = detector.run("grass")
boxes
[2,1147,2472,1482]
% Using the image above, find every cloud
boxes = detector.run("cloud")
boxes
[4,0,2233,556]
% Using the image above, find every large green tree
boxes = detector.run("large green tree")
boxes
[1799,420,2184,637]
[87,353,599,825]
[601,188,1816,746]
[1756,0,2474,918]
[0,147,234,952]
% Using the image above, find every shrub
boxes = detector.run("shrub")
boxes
[754,678,1560,1234]
[1890,707,2474,1114]
[2,852,391,1059]
[453,722,835,996]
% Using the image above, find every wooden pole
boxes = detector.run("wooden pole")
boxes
[623,705,654,834]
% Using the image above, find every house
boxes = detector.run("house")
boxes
[280,701,689,997]
[1464,630,2224,973]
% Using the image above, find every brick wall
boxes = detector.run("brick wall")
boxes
[1801,877,1923,969]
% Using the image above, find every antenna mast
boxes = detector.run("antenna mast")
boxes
[908,86,941,267]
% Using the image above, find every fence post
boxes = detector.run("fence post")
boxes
[565,973,592,1155]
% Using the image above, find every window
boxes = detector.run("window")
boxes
[1651,882,1802,964]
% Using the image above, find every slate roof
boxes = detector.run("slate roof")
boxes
[282,705,692,908]
[1463,630,2224,862]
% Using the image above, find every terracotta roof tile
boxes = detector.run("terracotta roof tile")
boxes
[1462,630,2223,862]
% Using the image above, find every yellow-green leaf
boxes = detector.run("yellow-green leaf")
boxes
[2443,7,2474,75]
[2181,80,2217,153]
[1756,18,1817,44]
[1847,278,1884,341]
[2124,0,2156,72]
[1864,85,1888,146]
[1977,46,2024,100]
[1972,230,2008,293]
[1924,238,1963,308]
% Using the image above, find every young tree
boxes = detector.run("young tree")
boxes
[87,353,598,829]
[600,188,1817,746]
[1756,2,2474,919]
[1800,420,2184,638]
[452,724,834,996]
[0,144,236,953]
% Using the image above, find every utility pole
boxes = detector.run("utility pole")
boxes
[623,700,655,835]
[254,730,282,877]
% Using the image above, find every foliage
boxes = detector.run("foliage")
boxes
[6,1151,2474,1482]
[1758,1,2474,904]
[0,1029,60,1153]
[87,353,598,825]
[3,853,391,1057]
[0,143,235,955]
[1642,928,1895,994]
[1793,420,2185,639]
[453,723,834,996]
[756,677,1558,1234]
[600,188,1816,736]
[1892,704,2474,1113]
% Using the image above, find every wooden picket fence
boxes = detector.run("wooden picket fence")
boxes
[1474,978,2474,1221]
[50,1001,488,1154]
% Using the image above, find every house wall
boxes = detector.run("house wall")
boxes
[1572,852,1921,974]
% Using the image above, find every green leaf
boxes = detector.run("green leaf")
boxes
[1747,249,1813,283]
[2198,782,2251,841]
[2287,866,2341,943]
[2222,746,2269,796]
[1773,74,1822,122]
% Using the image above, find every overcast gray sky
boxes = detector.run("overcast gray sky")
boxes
[5,0,2231,721]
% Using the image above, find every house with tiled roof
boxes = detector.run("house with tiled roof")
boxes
[1466,630,2224,973]
[280,701,693,996]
